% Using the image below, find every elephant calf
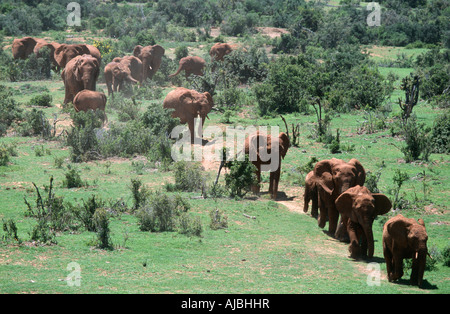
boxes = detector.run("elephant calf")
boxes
[244,131,290,200]
[335,185,391,259]
[383,214,429,288]
[73,90,107,124]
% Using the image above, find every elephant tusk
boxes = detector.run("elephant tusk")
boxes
[415,251,418,259]
[427,252,433,260]
[206,114,210,120]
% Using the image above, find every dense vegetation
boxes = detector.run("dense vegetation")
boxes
[0,0,449,295]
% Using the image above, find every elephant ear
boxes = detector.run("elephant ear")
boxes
[335,190,355,219]
[348,158,366,186]
[314,160,334,195]
[386,215,409,243]
[203,92,214,113]
[151,45,165,58]
[133,45,143,58]
[54,44,67,67]
[278,132,289,159]
[372,193,392,216]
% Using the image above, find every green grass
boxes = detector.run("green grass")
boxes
[0,43,449,294]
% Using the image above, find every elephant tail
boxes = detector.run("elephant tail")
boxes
[169,65,182,78]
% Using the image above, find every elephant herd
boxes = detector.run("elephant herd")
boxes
[12,37,233,123]
[303,157,429,288]
[12,37,429,288]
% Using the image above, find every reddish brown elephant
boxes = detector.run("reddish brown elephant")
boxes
[34,41,61,72]
[209,43,233,61]
[244,131,290,200]
[73,90,107,123]
[11,37,45,59]
[163,87,214,144]
[61,54,100,104]
[169,56,206,78]
[383,214,429,288]
[335,185,391,259]
[54,44,101,69]
[306,158,366,237]
[113,55,143,84]
[133,44,165,82]
[104,61,139,95]
[303,171,319,218]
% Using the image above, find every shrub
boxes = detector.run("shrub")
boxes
[136,192,191,232]
[24,177,75,243]
[28,93,52,107]
[177,213,203,237]
[430,112,450,154]
[93,208,113,250]
[18,109,53,139]
[224,155,258,198]
[209,208,228,230]
[62,165,87,189]
[0,85,22,136]
[130,178,149,211]
[2,218,21,244]
[73,195,106,232]
[172,161,205,192]
[66,110,103,162]
[400,117,432,162]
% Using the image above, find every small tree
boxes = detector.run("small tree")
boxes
[398,74,420,123]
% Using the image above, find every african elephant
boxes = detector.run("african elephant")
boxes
[34,41,61,72]
[11,37,45,59]
[61,54,100,104]
[383,214,429,288]
[303,171,318,218]
[244,131,290,200]
[309,158,366,236]
[104,61,139,95]
[133,44,165,82]
[54,44,101,69]
[169,56,206,78]
[113,55,143,84]
[163,87,214,143]
[209,43,233,61]
[73,90,108,124]
[335,185,391,259]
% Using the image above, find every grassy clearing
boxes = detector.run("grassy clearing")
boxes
[0,42,449,294]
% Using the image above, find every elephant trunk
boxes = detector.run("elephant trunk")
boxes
[413,248,427,288]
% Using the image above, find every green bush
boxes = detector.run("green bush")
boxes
[73,195,106,232]
[28,93,52,107]
[93,208,113,250]
[0,85,23,136]
[170,161,205,192]
[400,116,432,162]
[224,155,258,198]
[431,112,450,154]
[62,165,87,189]
[136,192,191,232]
[18,109,53,139]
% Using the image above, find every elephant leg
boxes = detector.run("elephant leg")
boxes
[347,219,361,258]
[318,196,327,229]
[188,118,196,144]
[335,217,349,242]
[392,250,404,281]
[328,205,339,235]
[269,169,280,200]
[311,191,318,218]
[384,247,394,282]
[251,163,261,195]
